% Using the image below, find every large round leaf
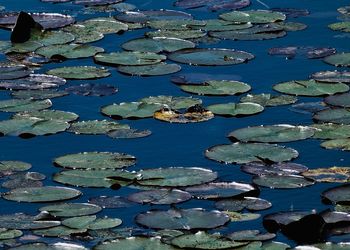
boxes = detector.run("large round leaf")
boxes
[36,44,104,59]
[174,0,250,11]
[115,10,193,24]
[145,29,206,39]
[67,120,129,135]
[325,92,350,107]
[13,110,78,122]
[94,237,177,250]
[0,213,60,230]
[101,102,162,119]
[63,24,104,43]
[240,93,297,107]
[81,17,128,34]
[135,208,230,230]
[241,162,308,176]
[0,99,51,112]
[313,108,350,124]
[140,95,202,109]
[207,102,264,117]
[322,184,350,204]
[252,174,315,189]
[205,142,298,164]
[128,189,191,205]
[220,10,286,24]
[40,203,102,217]
[311,70,350,83]
[47,66,110,80]
[0,65,32,80]
[312,123,350,139]
[11,89,69,100]
[117,63,181,76]
[8,242,88,250]
[0,161,31,172]
[0,74,66,90]
[215,197,272,212]
[94,52,165,66]
[324,53,350,67]
[321,138,350,151]
[65,83,117,97]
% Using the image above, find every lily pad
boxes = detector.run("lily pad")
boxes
[311,70,350,83]
[128,189,191,205]
[67,120,129,135]
[184,182,257,199]
[63,24,104,44]
[205,142,298,164]
[137,167,217,187]
[228,230,275,241]
[65,83,117,96]
[321,138,350,151]
[0,74,66,90]
[313,108,350,124]
[39,203,102,217]
[89,196,134,208]
[228,124,315,143]
[2,172,45,189]
[115,10,193,24]
[329,22,350,32]
[94,237,177,250]
[201,19,252,32]
[147,19,206,30]
[322,184,350,204]
[273,80,349,96]
[74,0,121,6]
[311,123,350,139]
[81,17,128,34]
[220,10,286,24]
[107,128,152,139]
[324,53,350,67]
[168,48,254,66]
[2,186,81,202]
[32,226,86,237]
[0,99,51,112]
[302,167,350,183]
[117,63,181,76]
[62,215,122,230]
[13,110,79,122]
[0,213,60,229]
[0,161,31,172]
[207,102,264,117]
[47,66,110,80]
[8,242,88,250]
[171,231,248,249]
[94,51,166,66]
[11,89,69,100]
[289,102,327,114]
[140,95,202,109]
[54,151,136,170]
[30,30,75,46]
[0,65,32,80]
[101,102,163,119]
[174,0,250,11]
[121,37,195,53]
[325,92,350,107]
[240,93,298,107]
[135,208,230,230]
[252,174,315,189]
[241,162,308,176]
[0,228,22,240]
[36,44,104,59]
[145,29,206,39]
[154,105,214,123]
[215,197,272,212]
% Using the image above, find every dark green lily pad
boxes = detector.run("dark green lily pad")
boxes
[135,208,230,230]
[0,74,66,90]
[273,80,349,96]
[0,99,51,112]
[311,70,350,83]
[13,110,78,122]
[215,197,272,212]
[0,65,32,80]
[94,51,166,66]
[11,89,69,100]
[54,151,136,170]
[63,24,104,44]
[168,48,254,66]
[276,21,307,31]
[0,228,22,240]
[311,123,350,139]
[137,167,217,187]
[171,231,248,249]
[0,161,31,172]
[2,172,45,189]
[220,10,286,24]
[240,93,298,107]
[140,95,202,109]
[94,237,177,250]
[329,22,350,32]
[145,29,206,39]
[107,128,152,139]
[321,138,350,151]
[8,242,88,250]
[36,44,104,59]
[184,182,257,199]
[102,102,162,119]
[228,125,315,143]
[122,37,195,53]
[222,211,261,222]
[67,120,129,135]
[153,105,214,123]
[241,162,308,176]
[62,215,122,230]
[302,167,350,183]
[147,19,205,30]
[201,19,252,32]
[207,102,264,117]
[322,184,350,204]
[289,102,327,114]
[117,63,181,76]
[128,189,191,205]
[179,80,251,96]
[252,174,314,189]
[81,17,128,34]
[6,41,43,54]
[228,230,275,241]
[205,142,298,164]
[89,196,134,208]
[40,203,102,217]
[313,108,350,124]
[47,66,110,80]
[0,213,60,230]
[32,226,86,237]
[325,92,350,107]
[30,30,75,46]
[324,53,350,67]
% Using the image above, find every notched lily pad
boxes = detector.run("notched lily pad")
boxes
[0,99,51,112]
[0,65,32,80]
[325,92,350,107]
[11,89,69,100]
[89,196,134,208]
[13,109,78,122]
[311,123,350,139]
[220,10,286,24]
[324,53,350,67]
[67,120,129,135]
[215,197,272,212]
[228,230,275,241]
[174,0,250,11]
[252,174,315,189]
[40,202,102,217]
[0,74,66,90]
[321,138,350,151]
[115,10,193,24]
[241,162,308,176]
[94,237,176,250]
[101,102,162,119]
[0,213,60,230]
[36,44,104,59]
[47,66,110,80]
[322,184,350,204]
[240,93,297,107]
[311,70,350,83]
[128,189,191,205]
[207,102,264,117]
[117,63,181,76]
[313,108,350,124]
[94,51,166,66]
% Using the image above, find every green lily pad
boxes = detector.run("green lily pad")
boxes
[329,22,350,32]
[94,51,166,66]
[101,102,163,119]
[135,208,230,230]
[262,242,290,250]
[228,124,315,143]
[36,44,104,59]
[2,186,81,202]
[313,108,350,124]
[273,80,349,96]
[54,151,136,170]
[30,30,75,46]
[311,123,350,139]
[171,231,248,249]
[224,211,261,222]
[322,184,350,204]
[62,215,122,230]
[53,169,137,188]
[8,242,88,250]
[140,95,202,109]
[207,102,264,117]
[81,17,128,34]
[0,213,60,230]
[40,203,102,217]
[205,142,298,164]
[47,66,110,80]
[179,80,251,96]
[252,174,315,189]
[215,197,272,212]
[311,70,350,83]
[94,237,177,250]
[241,162,308,176]
[325,92,350,107]
[147,19,206,30]
[220,10,286,24]
[2,172,45,189]
[136,167,217,187]
[0,161,31,171]
[0,65,32,80]
[88,196,134,209]
[168,48,254,66]
[117,63,181,76]
[228,230,275,242]
[0,99,51,112]
[0,228,22,240]
[11,89,69,100]
[7,41,43,54]
[153,106,214,123]
[32,226,86,237]
[276,21,307,31]
[107,128,152,139]
[324,53,350,67]
[321,138,350,151]
[240,93,298,107]
[145,30,206,39]
[13,110,79,122]
[302,167,350,183]
[67,120,129,135]
[128,189,191,205]
[0,74,66,90]
[63,24,104,43]
[184,182,256,199]
[201,19,252,32]
[121,37,195,53]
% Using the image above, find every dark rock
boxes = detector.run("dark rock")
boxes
[10,11,43,43]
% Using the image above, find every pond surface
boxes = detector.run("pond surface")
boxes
[0,0,349,249]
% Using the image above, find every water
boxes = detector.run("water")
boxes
[0,0,349,248]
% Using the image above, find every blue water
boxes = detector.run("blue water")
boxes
[0,0,349,248]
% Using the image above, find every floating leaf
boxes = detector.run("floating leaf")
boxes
[11,89,69,100]
[115,10,193,24]
[0,161,31,172]
[289,102,327,114]
[311,70,350,83]
[215,197,272,212]
[200,19,252,32]
[0,74,66,90]
[146,29,206,39]
[321,138,350,151]
[174,0,250,11]
[107,128,152,139]
[94,51,166,66]
[241,162,308,176]
[32,226,86,237]
[2,186,81,202]
[62,215,121,230]
[54,152,136,170]
[228,230,275,241]
[228,124,315,143]
[30,30,75,46]
[252,174,314,189]
[205,142,298,164]
[224,211,261,222]
[47,66,110,80]
[89,196,134,208]
[63,24,104,43]
[273,80,349,96]
[6,41,43,54]
[101,102,162,119]
[147,19,205,30]
[128,189,191,205]
[313,108,350,124]
[0,65,32,80]
[240,93,297,107]
[322,184,350,204]
[68,120,129,135]
[168,48,254,66]
[117,63,181,76]
[220,10,286,24]
[2,172,45,189]
[0,213,60,230]
[136,208,230,230]
[325,92,350,107]
[40,203,102,217]
[324,53,350,67]
[329,22,350,33]
[311,123,350,139]
[153,105,214,123]
[36,44,104,59]
[140,95,202,109]
[0,99,51,112]
[207,102,264,117]
[94,237,177,250]
[302,167,350,183]
[13,110,78,122]
[81,17,127,34]
[0,228,22,240]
